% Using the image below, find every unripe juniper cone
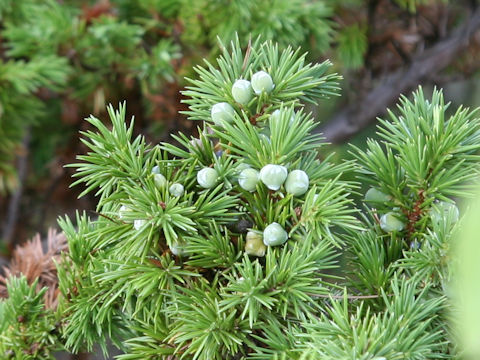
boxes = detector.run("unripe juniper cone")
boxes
[251,70,274,94]
[170,242,187,257]
[119,205,130,220]
[231,79,253,105]
[270,109,294,125]
[154,173,167,188]
[245,231,266,257]
[189,138,204,151]
[431,201,460,224]
[197,167,219,189]
[263,222,288,246]
[169,183,184,197]
[236,163,251,173]
[285,170,309,196]
[259,164,288,190]
[380,212,405,232]
[238,168,259,192]
[365,187,391,203]
[133,219,146,231]
[211,102,235,125]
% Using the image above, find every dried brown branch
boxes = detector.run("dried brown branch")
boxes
[0,228,67,309]
[319,7,480,144]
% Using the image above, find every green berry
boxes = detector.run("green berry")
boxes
[133,219,146,231]
[259,133,271,144]
[169,183,184,197]
[189,138,205,152]
[211,102,235,125]
[259,164,288,190]
[380,212,404,232]
[238,168,259,192]
[152,166,167,188]
[259,127,271,143]
[236,162,251,174]
[251,71,274,94]
[263,222,288,246]
[197,167,218,189]
[170,242,188,257]
[232,79,253,105]
[270,109,294,125]
[245,231,266,257]
[431,201,459,224]
[365,188,391,203]
[409,240,421,250]
[285,170,309,196]
[154,173,167,188]
[119,205,131,220]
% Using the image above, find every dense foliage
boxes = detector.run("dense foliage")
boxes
[2,36,480,359]
[2,0,470,196]
[0,0,335,195]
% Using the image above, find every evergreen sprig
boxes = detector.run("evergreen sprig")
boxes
[2,34,478,359]
[49,38,359,359]
[0,277,60,359]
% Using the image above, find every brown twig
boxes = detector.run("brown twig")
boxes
[319,7,480,144]
[242,37,252,72]
[404,189,425,237]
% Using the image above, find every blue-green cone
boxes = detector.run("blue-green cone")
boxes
[285,170,309,196]
[170,242,188,257]
[365,188,391,203]
[270,109,294,125]
[169,183,184,197]
[133,219,146,231]
[189,138,205,152]
[431,201,459,224]
[119,205,130,220]
[197,167,219,189]
[263,222,288,246]
[211,102,235,125]
[232,79,253,104]
[238,168,259,192]
[380,212,405,232]
[154,173,167,188]
[259,164,288,190]
[251,71,274,94]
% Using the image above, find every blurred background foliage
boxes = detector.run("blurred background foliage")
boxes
[454,185,480,359]
[1,0,480,257]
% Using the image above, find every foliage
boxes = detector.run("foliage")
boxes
[0,0,334,194]
[337,23,367,70]
[0,276,61,359]
[0,0,457,195]
[2,32,480,359]
[453,186,480,358]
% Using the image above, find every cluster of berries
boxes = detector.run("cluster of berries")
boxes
[211,70,274,126]
[122,70,317,258]
[195,163,310,257]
